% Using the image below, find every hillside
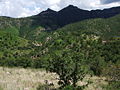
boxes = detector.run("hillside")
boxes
[32,15,120,90]
[0,6,120,90]
[32,14,120,63]
[0,14,120,65]
[0,5,120,40]
[55,14,120,39]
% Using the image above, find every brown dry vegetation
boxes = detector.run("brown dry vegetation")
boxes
[0,67,59,90]
[0,67,108,90]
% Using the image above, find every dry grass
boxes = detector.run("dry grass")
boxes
[0,67,108,90]
[83,75,108,90]
[0,67,59,90]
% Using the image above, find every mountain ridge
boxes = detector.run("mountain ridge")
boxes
[0,5,120,30]
[31,5,120,29]
[0,5,120,39]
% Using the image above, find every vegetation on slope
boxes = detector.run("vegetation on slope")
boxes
[0,14,119,89]
[57,14,120,39]
[28,15,120,89]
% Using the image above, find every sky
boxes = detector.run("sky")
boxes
[0,0,120,18]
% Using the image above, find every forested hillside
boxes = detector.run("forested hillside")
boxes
[0,13,119,89]
[31,15,120,89]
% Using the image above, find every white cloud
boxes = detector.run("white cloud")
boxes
[0,0,120,18]
[0,0,40,17]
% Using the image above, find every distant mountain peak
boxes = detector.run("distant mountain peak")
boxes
[46,8,55,12]
[67,5,77,8]
[64,5,79,10]
[59,5,81,12]
[40,8,56,15]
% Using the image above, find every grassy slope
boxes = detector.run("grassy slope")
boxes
[0,67,59,90]
[0,67,108,90]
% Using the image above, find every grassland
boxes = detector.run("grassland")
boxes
[0,67,59,90]
[0,67,108,90]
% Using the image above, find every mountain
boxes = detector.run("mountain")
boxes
[0,5,120,90]
[30,5,120,29]
[57,5,90,26]
[31,8,58,30]
[0,5,120,40]
[1,5,120,30]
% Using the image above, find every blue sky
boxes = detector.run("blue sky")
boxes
[0,0,120,18]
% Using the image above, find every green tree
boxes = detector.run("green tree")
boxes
[47,49,86,87]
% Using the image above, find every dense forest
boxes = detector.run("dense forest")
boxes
[0,13,120,89]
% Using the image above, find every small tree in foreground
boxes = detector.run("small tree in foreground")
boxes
[46,50,88,88]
